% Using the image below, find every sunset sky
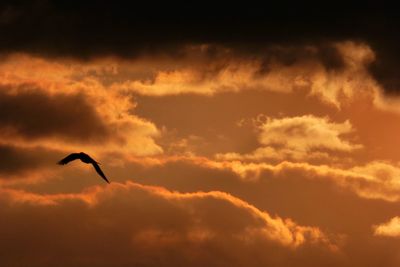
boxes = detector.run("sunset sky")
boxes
[2,2,400,266]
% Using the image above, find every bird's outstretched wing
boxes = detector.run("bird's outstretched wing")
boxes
[58,153,81,165]
[92,162,110,183]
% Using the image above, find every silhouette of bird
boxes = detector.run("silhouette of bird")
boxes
[57,152,110,183]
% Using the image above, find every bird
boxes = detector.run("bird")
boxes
[57,152,110,183]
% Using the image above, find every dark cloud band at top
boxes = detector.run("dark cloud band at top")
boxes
[1,1,400,92]
[0,1,396,56]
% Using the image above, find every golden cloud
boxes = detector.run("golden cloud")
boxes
[125,156,400,203]
[0,181,337,266]
[112,42,383,110]
[217,115,362,161]
[0,54,163,156]
[2,42,400,266]
[0,42,396,161]
[373,217,400,238]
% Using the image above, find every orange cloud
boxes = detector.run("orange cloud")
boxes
[217,115,361,161]
[111,42,383,110]
[0,43,396,161]
[0,54,163,156]
[3,40,400,267]
[124,155,400,203]
[0,181,338,266]
[0,42,393,112]
[0,181,334,247]
[373,217,400,238]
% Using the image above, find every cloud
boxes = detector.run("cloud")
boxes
[0,143,62,178]
[124,156,400,203]
[0,86,109,142]
[0,46,374,159]
[2,7,400,265]
[0,54,163,156]
[374,217,400,237]
[217,115,361,162]
[0,42,380,108]
[0,44,393,116]
[0,182,337,266]
[113,41,400,119]
[115,43,374,104]
[118,60,270,96]
[0,3,383,58]
[1,2,400,96]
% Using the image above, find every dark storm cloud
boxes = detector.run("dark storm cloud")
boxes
[0,1,369,58]
[1,1,400,92]
[0,143,62,176]
[0,85,109,142]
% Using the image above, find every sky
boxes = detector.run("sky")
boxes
[2,1,400,266]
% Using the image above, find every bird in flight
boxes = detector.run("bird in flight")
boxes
[57,152,110,183]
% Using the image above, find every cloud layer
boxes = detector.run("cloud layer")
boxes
[217,115,361,161]
[374,217,400,238]
[0,182,337,266]
[1,23,400,266]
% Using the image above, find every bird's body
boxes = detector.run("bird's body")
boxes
[58,152,110,183]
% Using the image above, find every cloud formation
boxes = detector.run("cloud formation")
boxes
[116,42,377,107]
[0,182,337,266]
[0,143,61,178]
[217,115,361,161]
[374,217,400,238]
[2,1,400,96]
[0,54,163,156]
[2,11,400,266]
[124,156,400,203]
[0,86,109,142]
